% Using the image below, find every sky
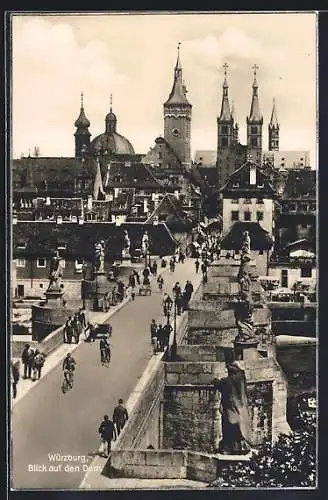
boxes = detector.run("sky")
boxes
[11,12,317,166]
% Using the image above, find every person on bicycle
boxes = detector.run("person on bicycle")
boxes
[100,336,111,364]
[157,274,164,291]
[63,352,76,374]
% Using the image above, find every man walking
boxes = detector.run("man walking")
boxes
[195,258,200,273]
[100,336,110,364]
[150,319,157,344]
[21,344,31,379]
[112,398,129,436]
[65,316,74,344]
[32,349,46,380]
[11,361,20,399]
[98,414,117,458]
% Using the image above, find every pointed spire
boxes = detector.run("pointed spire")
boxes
[93,156,105,200]
[105,93,117,133]
[248,64,262,122]
[219,63,231,121]
[74,91,90,128]
[165,43,191,106]
[269,98,279,128]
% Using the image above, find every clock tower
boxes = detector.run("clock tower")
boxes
[164,43,192,168]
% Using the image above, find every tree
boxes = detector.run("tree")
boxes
[208,413,316,488]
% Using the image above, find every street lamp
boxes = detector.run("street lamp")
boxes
[163,294,177,361]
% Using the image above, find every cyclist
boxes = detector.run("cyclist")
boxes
[62,353,76,386]
[157,274,164,291]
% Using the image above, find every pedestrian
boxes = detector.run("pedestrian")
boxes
[133,270,140,285]
[163,322,172,348]
[65,316,74,344]
[100,336,110,364]
[32,350,46,380]
[151,260,158,276]
[117,280,125,302]
[173,281,181,296]
[161,257,167,268]
[11,360,20,399]
[175,293,183,315]
[86,322,97,342]
[169,258,175,272]
[98,414,117,458]
[72,313,81,344]
[157,274,164,291]
[150,319,157,344]
[113,398,129,436]
[195,259,200,273]
[157,324,165,351]
[21,344,31,379]
[184,280,194,309]
[78,308,86,329]
[111,286,117,306]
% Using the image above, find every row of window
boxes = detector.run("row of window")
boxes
[16,258,69,268]
[231,210,264,222]
[230,198,264,204]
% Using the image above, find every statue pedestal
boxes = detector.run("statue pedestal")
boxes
[31,288,74,342]
[83,271,111,311]
[234,339,259,361]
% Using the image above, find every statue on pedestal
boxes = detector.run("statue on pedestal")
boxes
[212,361,252,455]
[141,231,149,254]
[93,240,105,273]
[122,230,131,258]
[234,230,256,343]
[47,251,64,292]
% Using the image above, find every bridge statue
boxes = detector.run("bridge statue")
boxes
[212,361,253,455]
[234,230,256,342]
[141,231,149,254]
[93,240,105,273]
[122,230,131,257]
[47,251,64,292]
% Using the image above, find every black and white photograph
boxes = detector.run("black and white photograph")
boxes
[9,11,317,490]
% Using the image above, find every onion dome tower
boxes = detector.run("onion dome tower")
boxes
[74,92,91,158]
[89,94,135,156]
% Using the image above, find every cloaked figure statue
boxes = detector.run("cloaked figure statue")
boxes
[93,240,105,273]
[141,231,149,254]
[212,361,253,455]
[47,251,64,292]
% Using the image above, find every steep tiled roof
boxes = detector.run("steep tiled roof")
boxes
[221,221,273,251]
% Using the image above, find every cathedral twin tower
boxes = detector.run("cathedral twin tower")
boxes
[74,45,280,169]
[164,48,280,168]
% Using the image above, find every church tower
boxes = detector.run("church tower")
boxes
[231,100,239,146]
[246,65,263,165]
[268,98,279,151]
[217,63,234,152]
[164,43,192,168]
[74,92,91,158]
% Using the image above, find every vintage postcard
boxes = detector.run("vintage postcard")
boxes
[8,10,317,491]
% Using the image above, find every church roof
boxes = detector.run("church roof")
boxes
[90,131,135,156]
[74,93,91,129]
[269,98,279,128]
[164,47,191,107]
[247,72,262,122]
[219,75,232,121]
[12,157,95,195]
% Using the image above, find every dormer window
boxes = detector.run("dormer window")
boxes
[257,182,264,188]
[232,181,239,188]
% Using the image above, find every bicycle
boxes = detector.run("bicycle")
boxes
[61,369,74,393]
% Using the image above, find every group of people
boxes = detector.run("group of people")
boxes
[150,319,172,353]
[195,258,209,282]
[98,399,129,457]
[64,309,86,344]
[18,343,47,386]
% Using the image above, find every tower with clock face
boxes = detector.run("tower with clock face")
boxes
[164,44,192,168]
